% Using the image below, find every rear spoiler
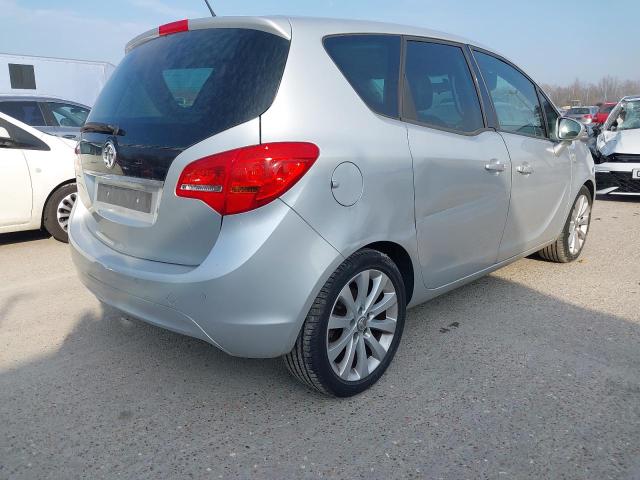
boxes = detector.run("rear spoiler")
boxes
[125,16,292,53]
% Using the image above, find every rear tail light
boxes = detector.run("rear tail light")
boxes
[159,19,189,36]
[584,114,593,119]
[176,142,320,215]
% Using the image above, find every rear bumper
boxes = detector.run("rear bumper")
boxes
[595,163,640,196]
[69,198,342,358]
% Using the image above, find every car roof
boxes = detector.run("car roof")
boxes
[0,94,89,108]
[127,15,494,54]
[622,95,640,102]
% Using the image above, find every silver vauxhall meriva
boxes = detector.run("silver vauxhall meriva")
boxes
[70,16,595,396]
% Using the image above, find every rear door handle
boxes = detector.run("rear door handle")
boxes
[516,163,534,175]
[484,160,505,173]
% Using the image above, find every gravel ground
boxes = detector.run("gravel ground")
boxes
[0,196,639,480]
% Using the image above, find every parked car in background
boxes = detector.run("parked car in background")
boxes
[0,112,77,241]
[69,16,596,397]
[0,95,90,140]
[594,102,617,125]
[595,96,640,196]
[565,106,599,124]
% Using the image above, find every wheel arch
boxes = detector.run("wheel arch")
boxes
[360,241,415,305]
[583,179,595,200]
[40,178,76,228]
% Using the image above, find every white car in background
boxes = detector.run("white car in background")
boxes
[595,96,640,196]
[0,112,77,241]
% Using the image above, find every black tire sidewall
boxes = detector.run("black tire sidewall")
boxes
[309,250,407,397]
[43,183,77,242]
[561,185,592,261]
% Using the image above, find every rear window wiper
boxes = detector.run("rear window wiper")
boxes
[81,122,125,136]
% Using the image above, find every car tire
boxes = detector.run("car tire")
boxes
[284,249,406,397]
[538,185,592,263]
[43,183,77,243]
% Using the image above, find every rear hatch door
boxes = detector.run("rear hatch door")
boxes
[76,23,290,265]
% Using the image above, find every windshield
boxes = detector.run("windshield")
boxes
[87,28,290,149]
[606,100,640,131]
[599,104,615,113]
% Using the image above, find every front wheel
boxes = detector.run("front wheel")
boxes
[538,185,592,263]
[284,249,406,397]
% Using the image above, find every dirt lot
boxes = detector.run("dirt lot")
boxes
[1,197,639,479]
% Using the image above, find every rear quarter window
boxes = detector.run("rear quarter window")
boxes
[323,35,401,118]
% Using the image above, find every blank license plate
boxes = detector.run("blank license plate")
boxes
[632,169,640,180]
[96,183,152,213]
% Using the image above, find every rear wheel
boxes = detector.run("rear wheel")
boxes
[43,183,77,243]
[284,249,406,397]
[538,185,592,263]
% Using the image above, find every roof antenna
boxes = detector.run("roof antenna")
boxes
[203,0,216,17]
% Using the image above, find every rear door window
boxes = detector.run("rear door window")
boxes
[403,40,484,133]
[87,28,290,149]
[473,51,545,138]
[324,35,401,118]
[44,103,90,127]
[0,101,45,126]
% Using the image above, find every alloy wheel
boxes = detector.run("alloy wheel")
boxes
[568,194,590,255]
[56,192,77,232]
[326,269,398,381]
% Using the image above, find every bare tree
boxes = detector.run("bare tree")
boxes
[541,76,640,107]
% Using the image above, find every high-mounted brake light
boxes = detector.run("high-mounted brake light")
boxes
[176,142,320,215]
[159,19,189,36]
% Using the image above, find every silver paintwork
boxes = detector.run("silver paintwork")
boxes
[327,269,398,381]
[56,192,76,232]
[70,17,595,359]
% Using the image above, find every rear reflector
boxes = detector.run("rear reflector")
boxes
[176,142,320,215]
[159,19,189,36]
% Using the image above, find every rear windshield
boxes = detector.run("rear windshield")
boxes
[568,108,590,114]
[87,28,289,149]
[600,104,615,113]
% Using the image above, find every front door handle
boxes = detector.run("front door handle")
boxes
[516,163,534,175]
[484,160,505,173]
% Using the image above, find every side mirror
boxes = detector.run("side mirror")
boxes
[557,117,584,141]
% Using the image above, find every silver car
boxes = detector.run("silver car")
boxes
[0,95,90,140]
[70,16,595,397]
[565,106,599,125]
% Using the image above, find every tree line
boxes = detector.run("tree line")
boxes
[540,76,640,108]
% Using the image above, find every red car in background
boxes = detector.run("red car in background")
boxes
[594,102,617,125]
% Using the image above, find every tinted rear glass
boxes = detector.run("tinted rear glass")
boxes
[87,28,289,149]
[600,104,615,113]
[324,35,401,117]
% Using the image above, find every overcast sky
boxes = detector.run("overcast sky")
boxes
[1,0,638,86]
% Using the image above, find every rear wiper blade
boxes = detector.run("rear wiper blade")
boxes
[81,122,124,135]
